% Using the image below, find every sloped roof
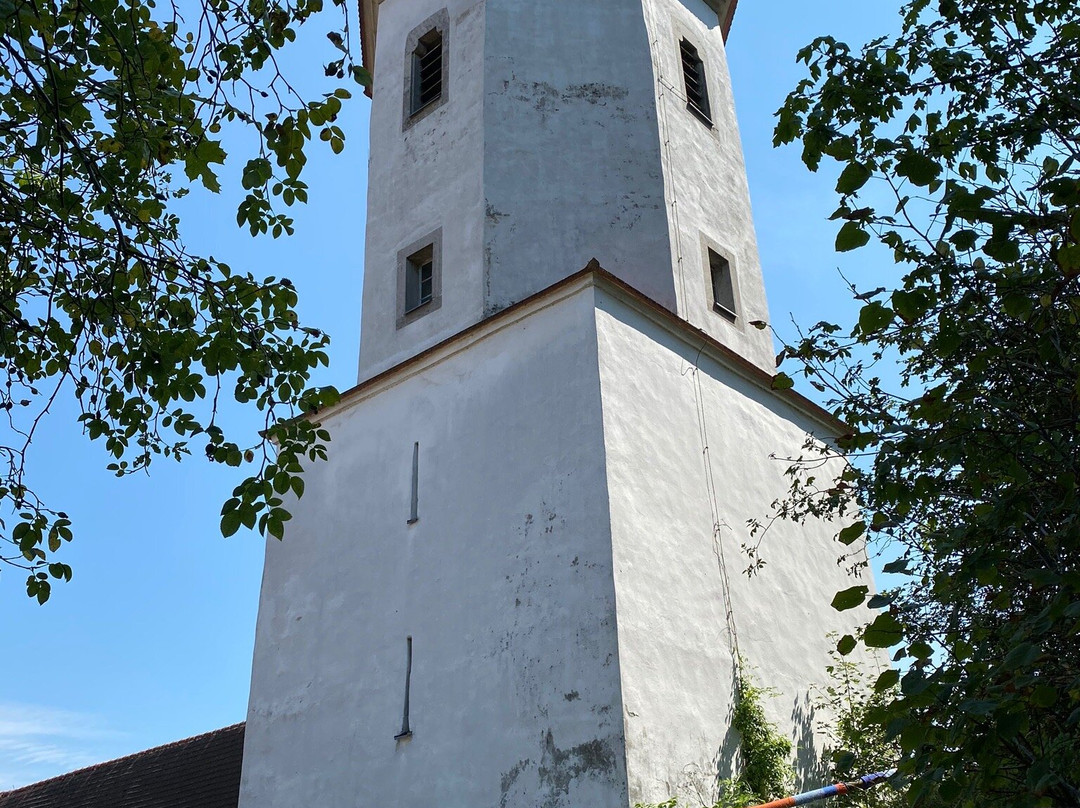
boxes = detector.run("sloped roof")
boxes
[356,0,740,83]
[0,724,244,808]
[720,0,739,39]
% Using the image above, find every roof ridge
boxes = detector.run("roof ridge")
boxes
[0,722,245,797]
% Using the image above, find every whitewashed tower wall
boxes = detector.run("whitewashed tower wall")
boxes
[357,0,773,381]
[241,2,882,807]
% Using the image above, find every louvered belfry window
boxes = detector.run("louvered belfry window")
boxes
[411,29,444,114]
[680,38,712,125]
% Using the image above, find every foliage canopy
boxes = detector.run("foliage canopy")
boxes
[773,0,1080,804]
[0,0,368,600]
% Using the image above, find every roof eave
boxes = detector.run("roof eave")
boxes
[316,263,848,439]
[357,0,739,88]
[721,0,739,41]
[358,0,376,98]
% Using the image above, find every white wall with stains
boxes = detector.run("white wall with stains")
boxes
[481,0,675,316]
[241,280,631,808]
[249,0,881,803]
[357,0,776,382]
[357,0,487,382]
[594,286,883,804]
[241,276,881,807]
[639,0,776,373]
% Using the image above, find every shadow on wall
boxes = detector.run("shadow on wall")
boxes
[669,670,831,805]
[671,666,741,805]
[791,692,827,791]
[677,677,827,805]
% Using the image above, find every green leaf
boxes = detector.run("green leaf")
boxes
[1058,244,1080,271]
[874,669,900,691]
[831,585,869,611]
[184,138,227,193]
[771,372,795,391]
[858,301,895,334]
[983,238,1021,262]
[896,151,941,186]
[864,612,904,648]
[891,289,929,322]
[836,634,857,655]
[907,640,933,659]
[867,592,894,609]
[1031,684,1058,708]
[220,510,242,538]
[1002,293,1033,319]
[835,221,871,252]
[289,475,306,498]
[838,521,866,545]
[1001,642,1040,670]
[949,229,979,251]
[836,162,872,194]
[960,699,997,716]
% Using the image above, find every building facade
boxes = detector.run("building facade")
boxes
[239,2,881,806]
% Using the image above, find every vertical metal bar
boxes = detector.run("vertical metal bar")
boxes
[408,441,419,524]
[395,636,413,739]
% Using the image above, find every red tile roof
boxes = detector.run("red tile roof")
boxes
[0,724,244,808]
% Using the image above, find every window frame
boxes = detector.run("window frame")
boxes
[402,10,450,129]
[397,229,443,328]
[404,244,435,314]
[708,249,737,322]
[679,37,713,127]
[699,237,743,327]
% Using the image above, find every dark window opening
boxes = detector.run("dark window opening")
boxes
[709,249,736,321]
[411,30,443,114]
[680,38,712,126]
[405,245,435,313]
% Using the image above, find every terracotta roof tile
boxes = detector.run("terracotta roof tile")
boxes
[0,724,244,808]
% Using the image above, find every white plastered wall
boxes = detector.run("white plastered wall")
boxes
[481,0,676,316]
[244,273,883,807]
[639,0,776,373]
[241,282,630,808]
[358,0,778,384]
[594,287,882,804]
[357,0,487,381]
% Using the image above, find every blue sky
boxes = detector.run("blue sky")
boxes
[0,0,900,789]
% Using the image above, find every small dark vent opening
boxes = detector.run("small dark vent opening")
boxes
[680,38,712,126]
[412,30,443,113]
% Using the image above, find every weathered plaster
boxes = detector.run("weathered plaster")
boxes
[243,275,882,807]
[242,281,630,808]
[593,286,882,804]
[357,0,777,382]
[357,0,486,382]
[639,0,776,372]
[481,0,675,317]
[261,0,881,801]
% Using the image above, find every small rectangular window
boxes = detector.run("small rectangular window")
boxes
[405,245,435,313]
[397,229,442,329]
[709,249,736,321]
[680,38,712,126]
[411,30,443,114]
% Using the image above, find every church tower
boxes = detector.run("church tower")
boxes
[239,1,877,806]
